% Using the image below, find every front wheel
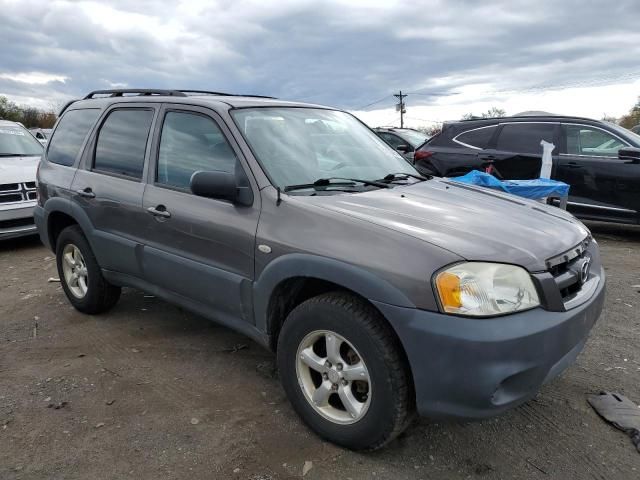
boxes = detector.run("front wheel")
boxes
[277,292,414,450]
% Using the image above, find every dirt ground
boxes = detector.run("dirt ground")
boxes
[1,221,639,480]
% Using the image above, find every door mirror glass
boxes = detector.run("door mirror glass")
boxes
[618,146,640,163]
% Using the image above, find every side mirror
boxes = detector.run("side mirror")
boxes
[190,171,253,206]
[396,144,411,154]
[618,147,640,163]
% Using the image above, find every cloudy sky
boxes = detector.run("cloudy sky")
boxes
[1,0,639,127]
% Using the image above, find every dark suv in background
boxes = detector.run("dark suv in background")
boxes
[373,127,429,161]
[35,90,604,450]
[414,115,640,224]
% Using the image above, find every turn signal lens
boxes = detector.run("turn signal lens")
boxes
[435,271,462,310]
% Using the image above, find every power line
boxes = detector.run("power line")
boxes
[352,95,394,111]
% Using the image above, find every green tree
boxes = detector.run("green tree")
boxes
[461,107,506,120]
[0,95,57,128]
[619,97,640,130]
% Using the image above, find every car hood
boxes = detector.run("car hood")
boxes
[0,155,40,184]
[302,178,590,272]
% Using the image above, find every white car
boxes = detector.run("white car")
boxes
[29,128,52,145]
[0,120,43,240]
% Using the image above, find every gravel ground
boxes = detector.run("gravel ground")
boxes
[1,221,639,480]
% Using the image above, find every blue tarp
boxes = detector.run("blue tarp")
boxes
[450,170,569,200]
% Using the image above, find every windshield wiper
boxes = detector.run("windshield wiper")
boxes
[379,172,431,183]
[0,153,39,157]
[284,177,391,193]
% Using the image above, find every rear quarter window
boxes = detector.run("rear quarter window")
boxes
[47,109,101,166]
[454,125,497,149]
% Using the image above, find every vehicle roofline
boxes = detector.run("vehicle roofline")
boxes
[451,115,610,125]
[60,91,339,113]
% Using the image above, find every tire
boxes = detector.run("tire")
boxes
[55,225,121,314]
[277,292,414,450]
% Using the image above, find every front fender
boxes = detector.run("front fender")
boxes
[253,253,416,332]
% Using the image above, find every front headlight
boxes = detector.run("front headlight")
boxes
[434,262,540,317]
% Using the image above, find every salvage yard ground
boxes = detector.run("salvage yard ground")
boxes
[1,222,639,480]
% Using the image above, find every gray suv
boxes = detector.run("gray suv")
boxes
[35,89,605,450]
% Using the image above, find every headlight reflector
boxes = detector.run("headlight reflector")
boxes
[434,262,540,316]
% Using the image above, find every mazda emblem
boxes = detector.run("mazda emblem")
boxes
[580,257,591,284]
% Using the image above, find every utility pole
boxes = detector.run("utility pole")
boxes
[394,90,407,128]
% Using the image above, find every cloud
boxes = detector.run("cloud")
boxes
[0,0,638,120]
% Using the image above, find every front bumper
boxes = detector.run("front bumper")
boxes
[0,201,37,240]
[374,266,605,420]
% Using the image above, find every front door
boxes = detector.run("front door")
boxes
[555,123,638,222]
[140,105,260,324]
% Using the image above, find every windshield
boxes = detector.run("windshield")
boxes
[398,129,429,147]
[0,124,44,156]
[232,108,417,189]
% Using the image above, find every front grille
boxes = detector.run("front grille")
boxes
[0,183,19,192]
[546,236,592,302]
[0,182,37,204]
[0,217,35,229]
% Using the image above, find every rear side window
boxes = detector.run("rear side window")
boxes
[495,123,556,154]
[94,109,154,179]
[454,126,497,149]
[156,111,237,189]
[47,109,100,166]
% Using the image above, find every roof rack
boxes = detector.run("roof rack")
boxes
[82,88,277,100]
[84,89,187,99]
[178,90,276,99]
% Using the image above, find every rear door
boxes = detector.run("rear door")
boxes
[479,122,559,179]
[140,104,260,324]
[71,103,158,277]
[556,123,637,222]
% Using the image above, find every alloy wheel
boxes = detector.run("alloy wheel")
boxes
[295,330,371,424]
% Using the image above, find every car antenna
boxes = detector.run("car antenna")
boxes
[276,187,282,206]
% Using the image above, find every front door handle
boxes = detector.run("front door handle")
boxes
[76,188,95,199]
[147,205,171,218]
[566,162,582,169]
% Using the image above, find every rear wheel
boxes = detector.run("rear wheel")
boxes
[277,292,414,450]
[56,225,121,314]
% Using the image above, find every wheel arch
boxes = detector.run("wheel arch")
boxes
[253,253,416,349]
[43,198,95,251]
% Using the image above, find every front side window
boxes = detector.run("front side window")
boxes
[94,109,154,179]
[454,125,497,149]
[156,111,237,189]
[565,125,627,157]
[0,123,43,157]
[47,109,100,166]
[495,123,556,154]
[378,132,405,149]
[232,108,416,189]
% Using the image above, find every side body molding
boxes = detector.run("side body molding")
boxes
[253,253,416,333]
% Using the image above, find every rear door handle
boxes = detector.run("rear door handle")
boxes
[76,188,95,199]
[567,162,582,169]
[147,205,171,218]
